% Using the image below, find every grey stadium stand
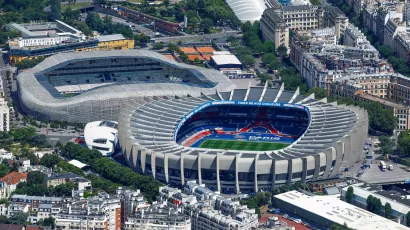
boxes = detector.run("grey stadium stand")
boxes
[118,83,368,193]
[17,50,234,123]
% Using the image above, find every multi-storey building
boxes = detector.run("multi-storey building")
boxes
[393,30,410,62]
[383,18,406,51]
[0,98,9,132]
[323,4,349,39]
[6,20,134,65]
[260,9,290,51]
[274,5,324,31]
[124,206,191,230]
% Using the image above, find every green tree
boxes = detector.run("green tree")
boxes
[379,136,394,155]
[262,53,276,66]
[0,164,9,178]
[374,197,382,214]
[27,171,46,186]
[8,212,28,225]
[385,202,392,219]
[379,45,394,58]
[268,59,281,71]
[345,186,354,204]
[307,87,328,100]
[48,3,61,21]
[85,12,103,31]
[406,211,410,226]
[366,195,374,212]
[277,45,288,57]
[152,43,164,50]
[40,154,61,168]
[200,18,213,33]
[241,55,255,66]
[398,130,410,155]
[37,217,55,228]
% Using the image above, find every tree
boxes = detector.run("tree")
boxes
[0,164,9,178]
[277,45,288,57]
[307,87,328,100]
[268,59,281,71]
[40,154,61,168]
[38,217,55,228]
[398,130,410,155]
[241,21,253,33]
[379,136,394,155]
[379,45,394,58]
[406,211,410,227]
[200,18,213,33]
[27,171,46,186]
[385,202,392,219]
[241,55,255,66]
[374,197,382,214]
[85,12,103,32]
[48,3,61,21]
[152,43,164,50]
[366,195,374,212]
[8,212,28,225]
[345,186,354,204]
[262,53,276,66]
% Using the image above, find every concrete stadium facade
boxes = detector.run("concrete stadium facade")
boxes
[17,50,234,123]
[118,84,368,193]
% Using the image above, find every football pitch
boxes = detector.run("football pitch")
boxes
[199,139,290,151]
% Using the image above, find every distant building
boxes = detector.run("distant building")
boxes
[44,172,90,191]
[6,20,134,65]
[124,206,191,230]
[260,9,290,52]
[341,183,410,225]
[274,190,410,229]
[0,172,28,198]
[0,97,9,132]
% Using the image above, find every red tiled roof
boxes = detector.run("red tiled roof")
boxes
[179,47,198,54]
[187,55,204,61]
[196,46,215,53]
[0,172,28,185]
[26,225,40,230]
[202,54,212,61]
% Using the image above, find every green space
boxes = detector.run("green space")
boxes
[199,139,289,151]
[61,2,91,11]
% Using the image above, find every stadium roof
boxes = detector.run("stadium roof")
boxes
[225,0,267,22]
[211,54,242,66]
[275,191,410,230]
[119,83,363,160]
[17,49,234,122]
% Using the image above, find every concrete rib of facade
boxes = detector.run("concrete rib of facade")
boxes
[118,84,368,193]
[17,50,235,123]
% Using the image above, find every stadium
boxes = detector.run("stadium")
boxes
[16,50,234,123]
[118,85,368,193]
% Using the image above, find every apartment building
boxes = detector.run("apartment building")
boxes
[274,5,324,31]
[124,206,191,230]
[260,9,290,51]
[0,172,27,199]
[0,98,9,132]
[323,4,349,39]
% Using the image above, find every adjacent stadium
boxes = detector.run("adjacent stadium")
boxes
[118,85,368,193]
[16,50,234,123]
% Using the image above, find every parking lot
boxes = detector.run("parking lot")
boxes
[360,162,410,184]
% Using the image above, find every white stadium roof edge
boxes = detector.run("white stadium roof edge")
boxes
[226,0,267,22]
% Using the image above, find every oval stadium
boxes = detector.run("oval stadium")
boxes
[118,85,368,193]
[16,50,234,123]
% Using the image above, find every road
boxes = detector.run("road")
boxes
[153,31,242,44]
[96,13,157,37]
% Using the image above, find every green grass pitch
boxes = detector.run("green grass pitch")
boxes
[199,139,290,151]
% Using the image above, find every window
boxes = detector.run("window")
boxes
[92,146,109,151]
[93,139,107,144]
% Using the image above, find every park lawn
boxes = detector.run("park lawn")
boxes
[199,139,289,151]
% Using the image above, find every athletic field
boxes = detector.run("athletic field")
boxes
[199,139,290,151]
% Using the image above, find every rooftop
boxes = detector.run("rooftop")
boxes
[46,172,81,181]
[0,172,28,185]
[211,54,242,66]
[343,183,410,214]
[95,34,126,42]
[357,92,405,109]
[274,190,410,230]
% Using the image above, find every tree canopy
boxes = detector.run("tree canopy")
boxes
[345,186,354,204]
[398,130,410,156]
